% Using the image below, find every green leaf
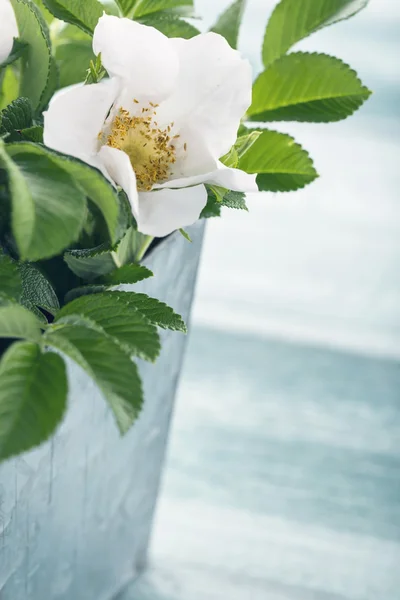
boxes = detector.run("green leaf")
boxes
[221,190,248,210]
[0,97,33,137]
[2,142,87,261]
[19,262,60,318]
[0,252,21,301]
[132,0,193,18]
[210,0,246,49]
[44,325,143,434]
[200,187,222,218]
[64,245,116,280]
[56,40,95,87]
[0,39,28,69]
[234,130,262,159]
[19,125,44,143]
[263,0,369,66]
[0,67,19,110]
[249,52,371,123]
[64,284,108,303]
[42,0,104,34]
[0,304,43,341]
[41,147,121,244]
[0,341,67,461]
[56,292,161,361]
[107,291,187,332]
[100,264,153,285]
[179,228,192,242]
[238,129,318,192]
[138,13,200,38]
[10,0,52,110]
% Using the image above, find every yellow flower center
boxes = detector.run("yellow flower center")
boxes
[101,102,180,191]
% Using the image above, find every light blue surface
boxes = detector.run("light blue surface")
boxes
[122,1,400,598]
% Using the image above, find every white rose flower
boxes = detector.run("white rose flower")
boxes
[44,15,257,237]
[0,0,18,65]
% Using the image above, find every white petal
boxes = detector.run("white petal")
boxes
[137,186,207,237]
[0,0,18,64]
[98,145,139,218]
[156,162,258,192]
[93,15,179,101]
[156,33,252,159]
[43,78,119,165]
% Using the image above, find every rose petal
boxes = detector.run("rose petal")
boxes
[156,33,252,159]
[156,162,258,193]
[93,15,179,101]
[0,0,18,64]
[43,79,119,166]
[99,145,139,218]
[137,185,207,237]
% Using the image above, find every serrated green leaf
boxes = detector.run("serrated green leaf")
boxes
[210,0,246,49]
[0,304,43,341]
[100,264,153,285]
[44,325,143,434]
[0,252,21,301]
[108,291,187,332]
[249,52,371,123]
[221,190,248,210]
[238,129,317,192]
[19,262,60,318]
[42,0,104,34]
[132,0,193,18]
[64,245,116,280]
[32,0,55,24]
[138,12,200,38]
[56,292,161,360]
[0,39,28,69]
[10,0,52,110]
[0,341,67,461]
[2,142,87,261]
[0,97,33,137]
[55,40,95,87]
[263,0,369,66]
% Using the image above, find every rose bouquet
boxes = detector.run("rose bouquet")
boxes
[0,0,371,462]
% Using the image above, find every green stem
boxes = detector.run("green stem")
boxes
[135,235,153,262]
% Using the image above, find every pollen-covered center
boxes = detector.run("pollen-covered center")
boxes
[103,102,179,191]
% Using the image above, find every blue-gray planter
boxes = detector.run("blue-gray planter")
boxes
[0,221,205,600]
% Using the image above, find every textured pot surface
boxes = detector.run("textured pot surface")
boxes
[0,221,205,600]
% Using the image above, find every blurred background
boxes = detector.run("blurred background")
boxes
[126,1,400,598]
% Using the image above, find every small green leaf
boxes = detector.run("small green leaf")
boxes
[238,129,318,192]
[0,304,43,341]
[210,0,246,49]
[19,125,44,143]
[249,52,371,123]
[200,188,222,219]
[179,228,192,242]
[0,97,33,137]
[0,38,28,69]
[42,0,104,35]
[56,292,161,361]
[263,0,369,66]
[138,13,200,38]
[44,325,143,434]
[221,190,248,210]
[10,0,52,110]
[64,245,116,280]
[0,252,21,301]
[100,264,153,285]
[2,142,87,261]
[132,0,193,18]
[19,262,60,318]
[0,341,67,461]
